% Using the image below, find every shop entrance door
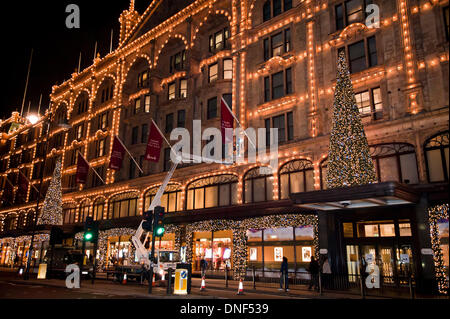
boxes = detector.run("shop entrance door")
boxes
[354,243,412,287]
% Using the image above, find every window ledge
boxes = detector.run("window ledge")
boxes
[257,94,297,115]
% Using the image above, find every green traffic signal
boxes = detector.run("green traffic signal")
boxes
[155,226,165,236]
[84,232,93,241]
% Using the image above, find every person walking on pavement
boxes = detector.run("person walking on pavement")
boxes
[279,257,289,291]
[308,256,320,291]
[200,257,208,278]
[321,256,332,289]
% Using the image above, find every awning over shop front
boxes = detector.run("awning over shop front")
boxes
[289,182,420,211]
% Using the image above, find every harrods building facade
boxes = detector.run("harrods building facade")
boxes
[0,0,448,293]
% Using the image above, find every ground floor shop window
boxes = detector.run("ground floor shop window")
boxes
[192,230,232,272]
[107,236,133,267]
[247,225,315,278]
[106,233,176,267]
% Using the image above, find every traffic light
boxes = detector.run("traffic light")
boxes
[142,210,153,232]
[49,226,64,245]
[153,206,165,237]
[83,216,98,242]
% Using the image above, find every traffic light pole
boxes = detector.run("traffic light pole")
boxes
[80,239,85,288]
[148,232,156,294]
[91,240,98,285]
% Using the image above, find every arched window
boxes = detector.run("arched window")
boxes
[244,167,274,203]
[279,159,314,199]
[371,143,419,184]
[17,212,27,229]
[424,131,449,182]
[109,193,138,219]
[79,201,91,223]
[186,175,238,210]
[4,214,16,231]
[144,184,182,213]
[63,205,77,224]
[25,210,36,228]
[93,199,105,221]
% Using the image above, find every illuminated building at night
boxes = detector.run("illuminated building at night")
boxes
[0,0,448,294]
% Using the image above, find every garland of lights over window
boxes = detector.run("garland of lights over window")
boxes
[75,224,181,271]
[185,214,318,280]
[38,158,63,225]
[428,204,449,295]
[326,51,377,188]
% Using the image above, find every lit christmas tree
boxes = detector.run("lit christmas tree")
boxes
[326,51,377,188]
[37,157,63,225]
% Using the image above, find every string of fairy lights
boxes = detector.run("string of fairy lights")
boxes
[428,204,449,295]
[326,51,377,188]
[1,0,446,208]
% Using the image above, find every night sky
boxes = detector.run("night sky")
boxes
[1,0,150,120]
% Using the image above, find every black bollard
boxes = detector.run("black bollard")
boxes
[252,266,256,289]
[148,267,154,294]
[167,268,173,295]
[225,265,228,288]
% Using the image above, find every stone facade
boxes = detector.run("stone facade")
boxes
[0,0,448,282]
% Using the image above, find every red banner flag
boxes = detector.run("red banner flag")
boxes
[145,121,163,162]
[76,153,90,184]
[221,97,234,143]
[18,171,29,198]
[1,178,14,203]
[109,136,126,170]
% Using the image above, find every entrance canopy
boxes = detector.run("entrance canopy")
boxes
[290,182,420,211]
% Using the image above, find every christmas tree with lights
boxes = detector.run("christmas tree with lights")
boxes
[326,51,377,188]
[38,157,63,225]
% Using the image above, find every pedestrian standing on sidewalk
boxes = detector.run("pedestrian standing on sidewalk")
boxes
[321,256,332,289]
[200,257,207,278]
[279,257,289,291]
[308,256,319,291]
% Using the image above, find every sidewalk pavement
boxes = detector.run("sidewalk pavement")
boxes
[3,272,384,299]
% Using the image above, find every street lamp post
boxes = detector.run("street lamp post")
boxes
[24,112,71,280]
[24,116,51,280]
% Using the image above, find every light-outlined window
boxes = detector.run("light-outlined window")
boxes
[186,175,238,210]
[263,68,293,102]
[168,82,176,100]
[209,27,230,52]
[180,79,188,98]
[371,143,419,184]
[170,50,186,73]
[208,63,219,82]
[263,0,293,22]
[263,28,291,61]
[355,87,383,120]
[223,59,233,80]
[244,167,274,203]
[339,36,377,73]
[335,0,374,31]
[144,184,182,213]
[109,193,138,219]
[279,159,314,199]
[144,95,151,112]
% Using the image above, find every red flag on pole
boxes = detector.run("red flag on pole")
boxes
[76,153,89,184]
[18,171,29,198]
[109,136,126,170]
[221,97,234,143]
[1,178,14,203]
[145,121,163,162]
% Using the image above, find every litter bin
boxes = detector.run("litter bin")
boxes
[176,263,192,294]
